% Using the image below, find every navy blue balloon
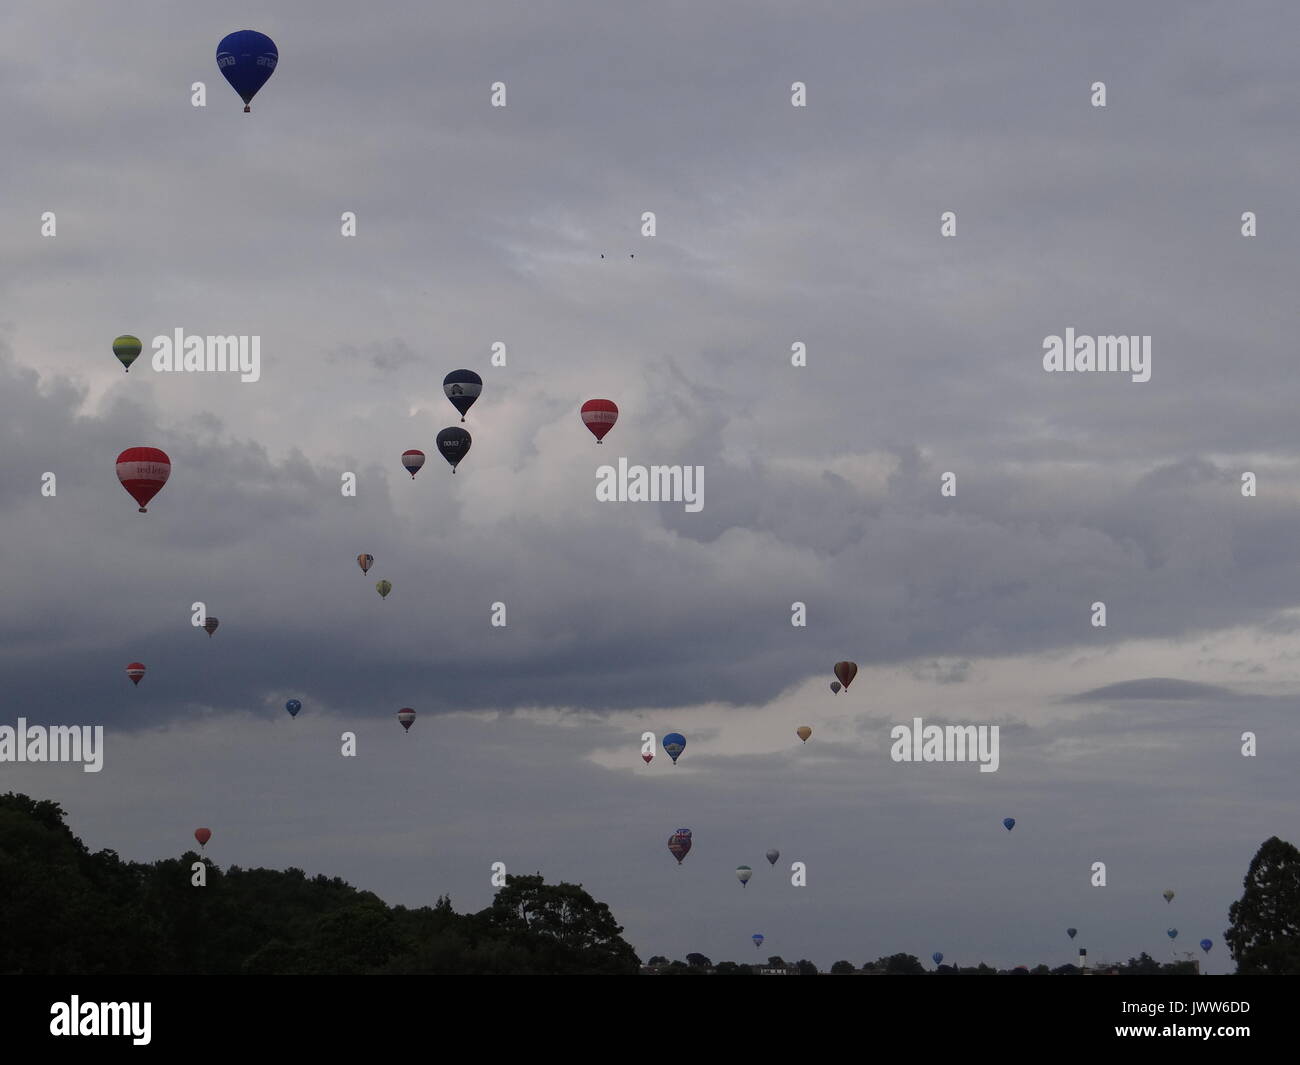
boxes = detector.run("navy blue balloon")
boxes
[1167,928,1178,939]
[932,952,943,965]
[443,370,483,421]
[1066,927,1077,939]
[285,699,301,717]
[662,732,686,764]
[436,427,472,472]
[1002,817,1016,831]
[1199,938,1212,953]
[217,31,278,112]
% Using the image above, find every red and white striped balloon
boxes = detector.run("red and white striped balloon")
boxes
[580,399,618,443]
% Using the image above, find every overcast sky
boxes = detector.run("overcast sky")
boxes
[2,1,1298,972]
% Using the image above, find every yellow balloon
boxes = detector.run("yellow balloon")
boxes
[796,726,812,743]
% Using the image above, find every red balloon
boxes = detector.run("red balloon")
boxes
[116,447,171,512]
[126,662,146,686]
[397,707,416,732]
[834,661,858,690]
[642,752,653,764]
[580,399,618,443]
[194,828,212,847]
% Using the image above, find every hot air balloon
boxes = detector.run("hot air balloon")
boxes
[402,450,425,479]
[194,828,211,848]
[285,699,301,718]
[662,732,686,764]
[1167,929,1178,940]
[766,849,779,866]
[736,866,753,887]
[203,617,219,637]
[932,952,944,965]
[752,934,764,950]
[116,447,170,513]
[126,662,146,686]
[834,661,858,690]
[436,428,471,472]
[113,335,142,372]
[1162,890,1175,903]
[796,726,812,743]
[216,30,278,112]
[641,752,653,764]
[1067,928,1078,940]
[397,708,416,732]
[357,553,374,574]
[581,399,618,443]
[443,370,482,421]
[1003,817,1016,831]
[830,681,841,694]
[1200,939,1212,953]
[376,580,392,599]
[667,828,692,864]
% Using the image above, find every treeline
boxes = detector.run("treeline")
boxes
[0,792,639,974]
[643,953,1198,975]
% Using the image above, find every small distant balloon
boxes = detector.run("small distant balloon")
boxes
[752,934,764,949]
[765,849,779,866]
[443,370,482,422]
[285,699,301,718]
[667,828,692,865]
[112,335,142,371]
[1200,939,1212,953]
[1167,929,1178,940]
[834,661,858,690]
[203,617,220,637]
[126,662,146,686]
[1002,817,1016,831]
[1067,928,1078,940]
[357,553,374,574]
[736,866,752,887]
[641,751,653,764]
[397,707,416,732]
[830,681,841,694]
[376,580,392,599]
[436,428,471,472]
[796,726,812,743]
[932,952,944,965]
[194,828,211,848]
[662,732,686,764]
[1163,890,1175,903]
[580,399,618,443]
[216,30,278,113]
[116,447,171,513]
[401,450,426,479]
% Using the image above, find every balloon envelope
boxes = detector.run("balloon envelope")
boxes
[1067,928,1078,939]
[766,849,779,865]
[641,752,653,764]
[581,399,618,442]
[116,447,170,512]
[1163,890,1175,903]
[376,580,392,599]
[194,828,211,847]
[126,662,146,686]
[1003,817,1016,831]
[1200,939,1212,953]
[796,726,812,742]
[662,732,686,763]
[932,952,943,964]
[113,335,142,371]
[1167,929,1178,939]
[752,934,764,948]
[667,829,692,864]
[443,370,482,420]
[834,661,858,689]
[397,708,416,731]
[203,617,219,637]
[736,866,752,886]
[285,699,301,717]
[436,428,472,471]
[216,30,278,111]
[357,553,374,574]
[830,681,841,694]
[401,450,425,479]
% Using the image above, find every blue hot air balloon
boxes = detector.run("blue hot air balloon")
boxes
[1067,928,1078,940]
[1199,938,1212,953]
[662,732,686,764]
[285,699,301,718]
[443,370,483,422]
[1003,817,1016,831]
[1167,928,1178,940]
[932,952,944,965]
[436,427,472,472]
[752,934,764,950]
[216,31,278,113]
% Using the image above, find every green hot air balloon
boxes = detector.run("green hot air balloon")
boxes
[376,580,392,599]
[113,335,143,372]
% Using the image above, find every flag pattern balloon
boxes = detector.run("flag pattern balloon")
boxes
[401,450,425,479]
[667,828,692,864]
[397,707,416,731]
[116,447,171,512]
